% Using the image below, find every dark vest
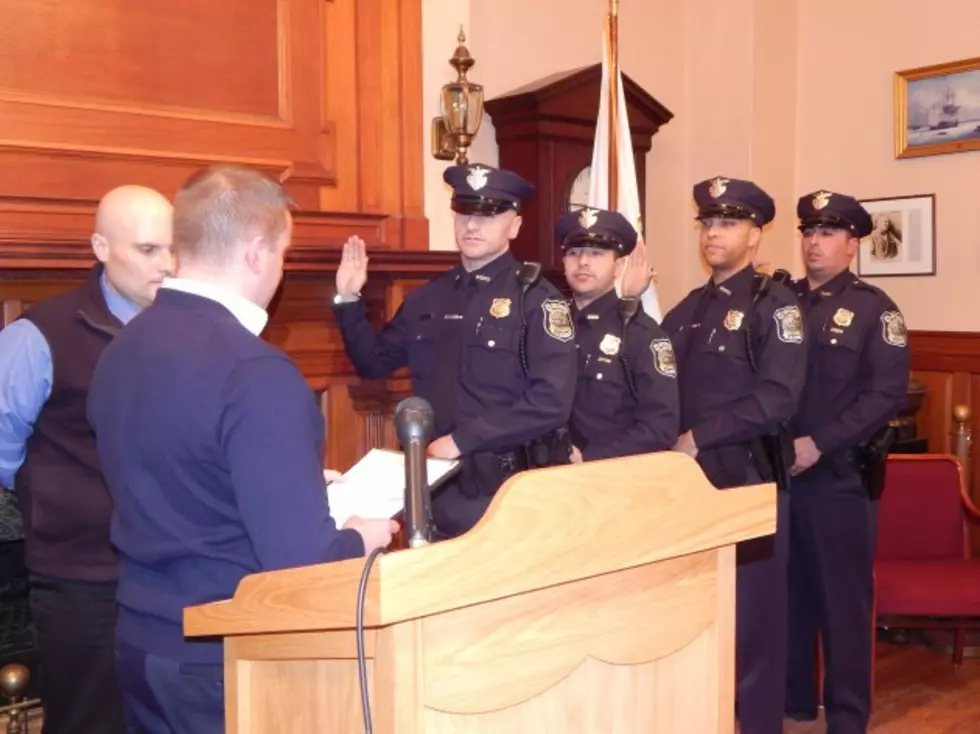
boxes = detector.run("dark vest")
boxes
[15,264,122,581]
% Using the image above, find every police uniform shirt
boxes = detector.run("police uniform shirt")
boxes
[661,265,807,449]
[791,270,909,453]
[569,290,680,460]
[333,251,577,454]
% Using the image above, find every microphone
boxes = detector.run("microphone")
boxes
[394,396,435,548]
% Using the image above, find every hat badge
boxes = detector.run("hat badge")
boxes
[578,207,598,229]
[812,191,832,210]
[709,177,729,199]
[466,165,489,191]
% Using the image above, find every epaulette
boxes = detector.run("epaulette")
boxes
[751,271,772,304]
[851,278,880,293]
[516,261,542,288]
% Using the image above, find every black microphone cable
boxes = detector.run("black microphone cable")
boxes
[356,545,386,734]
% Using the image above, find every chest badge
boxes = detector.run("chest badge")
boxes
[724,309,744,331]
[833,308,854,328]
[599,333,621,356]
[489,298,511,319]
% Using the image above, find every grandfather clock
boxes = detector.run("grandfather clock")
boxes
[483,64,674,269]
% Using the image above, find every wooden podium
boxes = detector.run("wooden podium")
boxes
[184,451,775,733]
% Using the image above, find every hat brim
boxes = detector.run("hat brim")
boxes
[560,232,627,253]
[451,196,518,216]
[798,215,865,237]
[696,204,758,222]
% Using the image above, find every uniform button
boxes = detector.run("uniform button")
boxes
[830,338,838,344]
[488,340,496,347]
[718,345,726,352]
[597,373,603,379]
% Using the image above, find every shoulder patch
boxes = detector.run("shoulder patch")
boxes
[541,299,574,342]
[880,310,908,347]
[650,338,677,378]
[773,305,804,344]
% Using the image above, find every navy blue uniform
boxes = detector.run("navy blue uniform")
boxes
[553,206,679,459]
[569,291,679,459]
[334,165,577,537]
[785,191,910,733]
[662,176,807,734]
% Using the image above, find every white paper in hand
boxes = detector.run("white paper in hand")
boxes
[324,448,460,527]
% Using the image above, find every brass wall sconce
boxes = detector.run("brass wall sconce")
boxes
[431,27,484,165]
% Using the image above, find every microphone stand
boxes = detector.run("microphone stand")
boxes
[403,434,431,548]
[394,396,435,548]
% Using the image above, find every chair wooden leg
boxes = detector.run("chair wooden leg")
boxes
[817,635,824,704]
[871,576,877,699]
[954,627,966,666]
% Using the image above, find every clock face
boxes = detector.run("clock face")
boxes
[566,165,592,211]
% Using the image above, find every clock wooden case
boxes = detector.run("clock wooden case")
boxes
[483,64,674,270]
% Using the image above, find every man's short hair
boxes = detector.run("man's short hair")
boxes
[174,164,296,264]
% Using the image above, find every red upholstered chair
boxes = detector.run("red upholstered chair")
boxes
[874,453,980,665]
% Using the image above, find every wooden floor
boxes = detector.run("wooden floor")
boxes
[13,638,980,733]
[784,637,980,734]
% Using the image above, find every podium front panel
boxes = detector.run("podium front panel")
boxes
[221,547,736,733]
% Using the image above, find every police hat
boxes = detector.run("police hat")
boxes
[797,190,873,239]
[555,207,639,256]
[693,176,775,226]
[443,163,534,216]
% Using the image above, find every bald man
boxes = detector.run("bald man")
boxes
[0,185,173,734]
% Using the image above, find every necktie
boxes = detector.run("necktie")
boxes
[431,275,478,434]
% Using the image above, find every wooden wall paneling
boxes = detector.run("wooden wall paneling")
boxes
[0,0,427,269]
[913,371,954,453]
[909,331,980,549]
[0,0,437,472]
[0,250,459,476]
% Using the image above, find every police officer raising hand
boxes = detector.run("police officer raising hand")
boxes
[335,235,369,300]
[559,208,680,462]
[331,163,577,538]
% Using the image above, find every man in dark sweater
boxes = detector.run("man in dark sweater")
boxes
[0,185,174,734]
[87,165,397,734]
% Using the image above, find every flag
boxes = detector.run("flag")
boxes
[586,28,662,323]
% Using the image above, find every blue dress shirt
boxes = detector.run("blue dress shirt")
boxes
[0,273,141,488]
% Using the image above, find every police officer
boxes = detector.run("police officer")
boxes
[557,207,679,459]
[661,176,806,734]
[784,191,910,733]
[332,163,577,538]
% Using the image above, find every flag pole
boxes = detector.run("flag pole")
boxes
[607,0,620,212]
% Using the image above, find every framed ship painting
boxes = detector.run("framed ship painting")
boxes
[895,56,980,158]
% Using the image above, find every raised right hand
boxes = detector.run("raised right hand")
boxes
[336,235,369,298]
[344,516,400,553]
[619,238,656,297]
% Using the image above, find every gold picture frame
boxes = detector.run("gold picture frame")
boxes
[894,56,980,159]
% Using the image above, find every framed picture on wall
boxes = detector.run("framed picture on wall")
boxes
[856,194,936,278]
[894,56,980,158]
